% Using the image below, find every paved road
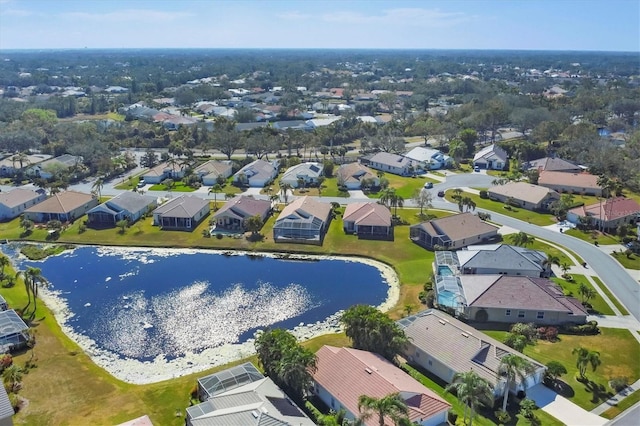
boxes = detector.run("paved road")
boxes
[605,402,640,425]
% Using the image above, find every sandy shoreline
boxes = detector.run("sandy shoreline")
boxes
[33,245,400,384]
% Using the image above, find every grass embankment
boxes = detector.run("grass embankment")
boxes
[591,276,630,316]
[551,275,615,316]
[602,388,640,419]
[444,190,556,226]
[611,250,640,270]
[564,228,622,246]
[482,328,640,411]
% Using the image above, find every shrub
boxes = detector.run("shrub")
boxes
[0,354,12,371]
[537,326,559,342]
[562,320,600,335]
[479,190,488,199]
[78,223,87,234]
[610,377,629,393]
[495,409,511,424]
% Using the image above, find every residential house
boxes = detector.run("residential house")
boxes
[524,157,582,173]
[367,152,415,176]
[343,202,393,240]
[410,212,500,250]
[86,192,157,228]
[152,195,209,231]
[23,191,98,223]
[0,153,51,177]
[453,244,552,278]
[194,160,233,186]
[538,171,602,196]
[273,196,332,245]
[27,154,85,180]
[188,362,314,426]
[142,161,186,184]
[0,309,30,353]
[404,147,452,171]
[0,189,46,221]
[279,162,323,188]
[487,182,560,211]
[0,295,7,311]
[233,159,278,188]
[115,415,153,426]
[311,346,451,426]
[336,162,379,190]
[436,274,587,325]
[567,197,640,231]
[212,196,271,232]
[399,310,546,398]
[0,385,12,426]
[305,117,342,128]
[473,144,508,170]
[272,120,311,131]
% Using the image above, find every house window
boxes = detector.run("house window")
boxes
[537,312,544,319]
[428,360,432,366]
[505,309,511,316]
[518,311,525,318]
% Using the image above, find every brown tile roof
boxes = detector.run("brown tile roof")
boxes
[0,188,42,208]
[419,212,499,242]
[400,310,544,387]
[24,191,94,214]
[343,202,391,227]
[538,171,600,189]
[194,160,232,176]
[278,196,332,223]
[336,163,377,185]
[568,197,640,222]
[214,196,271,220]
[313,346,450,425]
[470,276,588,315]
[488,182,558,205]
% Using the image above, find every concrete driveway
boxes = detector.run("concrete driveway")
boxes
[527,384,607,426]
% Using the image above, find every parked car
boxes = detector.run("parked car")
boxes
[137,180,146,188]
[437,190,445,197]
[424,182,433,189]
[474,166,480,172]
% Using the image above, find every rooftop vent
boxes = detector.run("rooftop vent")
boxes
[365,368,373,374]
[461,332,469,338]
[251,410,260,418]
[438,320,446,325]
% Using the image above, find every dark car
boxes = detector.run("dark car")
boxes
[437,190,445,197]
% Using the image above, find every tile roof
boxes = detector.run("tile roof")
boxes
[115,415,154,426]
[153,195,208,218]
[538,171,600,189]
[343,202,391,227]
[277,196,332,224]
[214,196,271,221]
[24,191,94,214]
[194,160,232,177]
[413,213,499,242]
[336,163,377,185]
[488,182,559,205]
[526,157,581,172]
[0,188,43,208]
[468,275,588,315]
[568,197,640,222]
[398,310,544,387]
[313,346,450,425]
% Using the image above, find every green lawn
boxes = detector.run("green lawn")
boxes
[602,388,640,419]
[551,274,615,316]
[402,364,564,425]
[591,276,630,316]
[611,250,640,270]
[368,173,430,199]
[148,181,196,192]
[481,328,640,411]
[444,190,556,226]
[564,228,622,245]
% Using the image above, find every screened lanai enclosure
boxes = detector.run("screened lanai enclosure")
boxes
[196,362,264,401]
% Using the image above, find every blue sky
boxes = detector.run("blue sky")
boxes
[0,0,638,51]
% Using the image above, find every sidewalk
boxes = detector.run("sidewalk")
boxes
[527,383,607,425]
[592,379,640,415]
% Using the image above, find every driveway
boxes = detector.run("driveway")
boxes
[527,384,607,426]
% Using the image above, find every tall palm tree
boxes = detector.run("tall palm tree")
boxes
[379,188,396,209]
[23,267,48,319]
[92,177,104,200]
[209,183,223,210]
[390,193,404,218]
[542,254,561,276]
[358,393,409,426]
[509,231,535,247]
[572,347,601,378]
[445,370,494,426]
[0,256,9,278]
[279,182,292,204]
[498,354,535,411]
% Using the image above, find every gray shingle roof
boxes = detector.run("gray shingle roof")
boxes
[458,244,545,273]
[153,195,208,218]
[0,385,13,420]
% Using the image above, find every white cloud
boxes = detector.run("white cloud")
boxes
[1,8,33,17]
[59,9,194,23]
[321,7,474,28]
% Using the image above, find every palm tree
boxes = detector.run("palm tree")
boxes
[390,193,404,218]
[280,182,292,204]
[2,364,24,392]
[542,254,561,276]
[572,347,601,378]
[509,231,535,247]
[358,393,409,426]
[209,183,223,210]
[445,370,494,426]
[0,256,8,279]
[92,177,104,199]
[498,354,535,411]
[459,196,476,212]
[578,283,596,304]
[379,188,396,209]
[23,266,48,319]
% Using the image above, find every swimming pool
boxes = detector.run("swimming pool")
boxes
[438,265,454,276]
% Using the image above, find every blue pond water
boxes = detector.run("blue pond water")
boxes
[7,246,389,363]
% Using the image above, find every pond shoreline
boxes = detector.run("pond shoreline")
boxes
[10,244,400,384]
